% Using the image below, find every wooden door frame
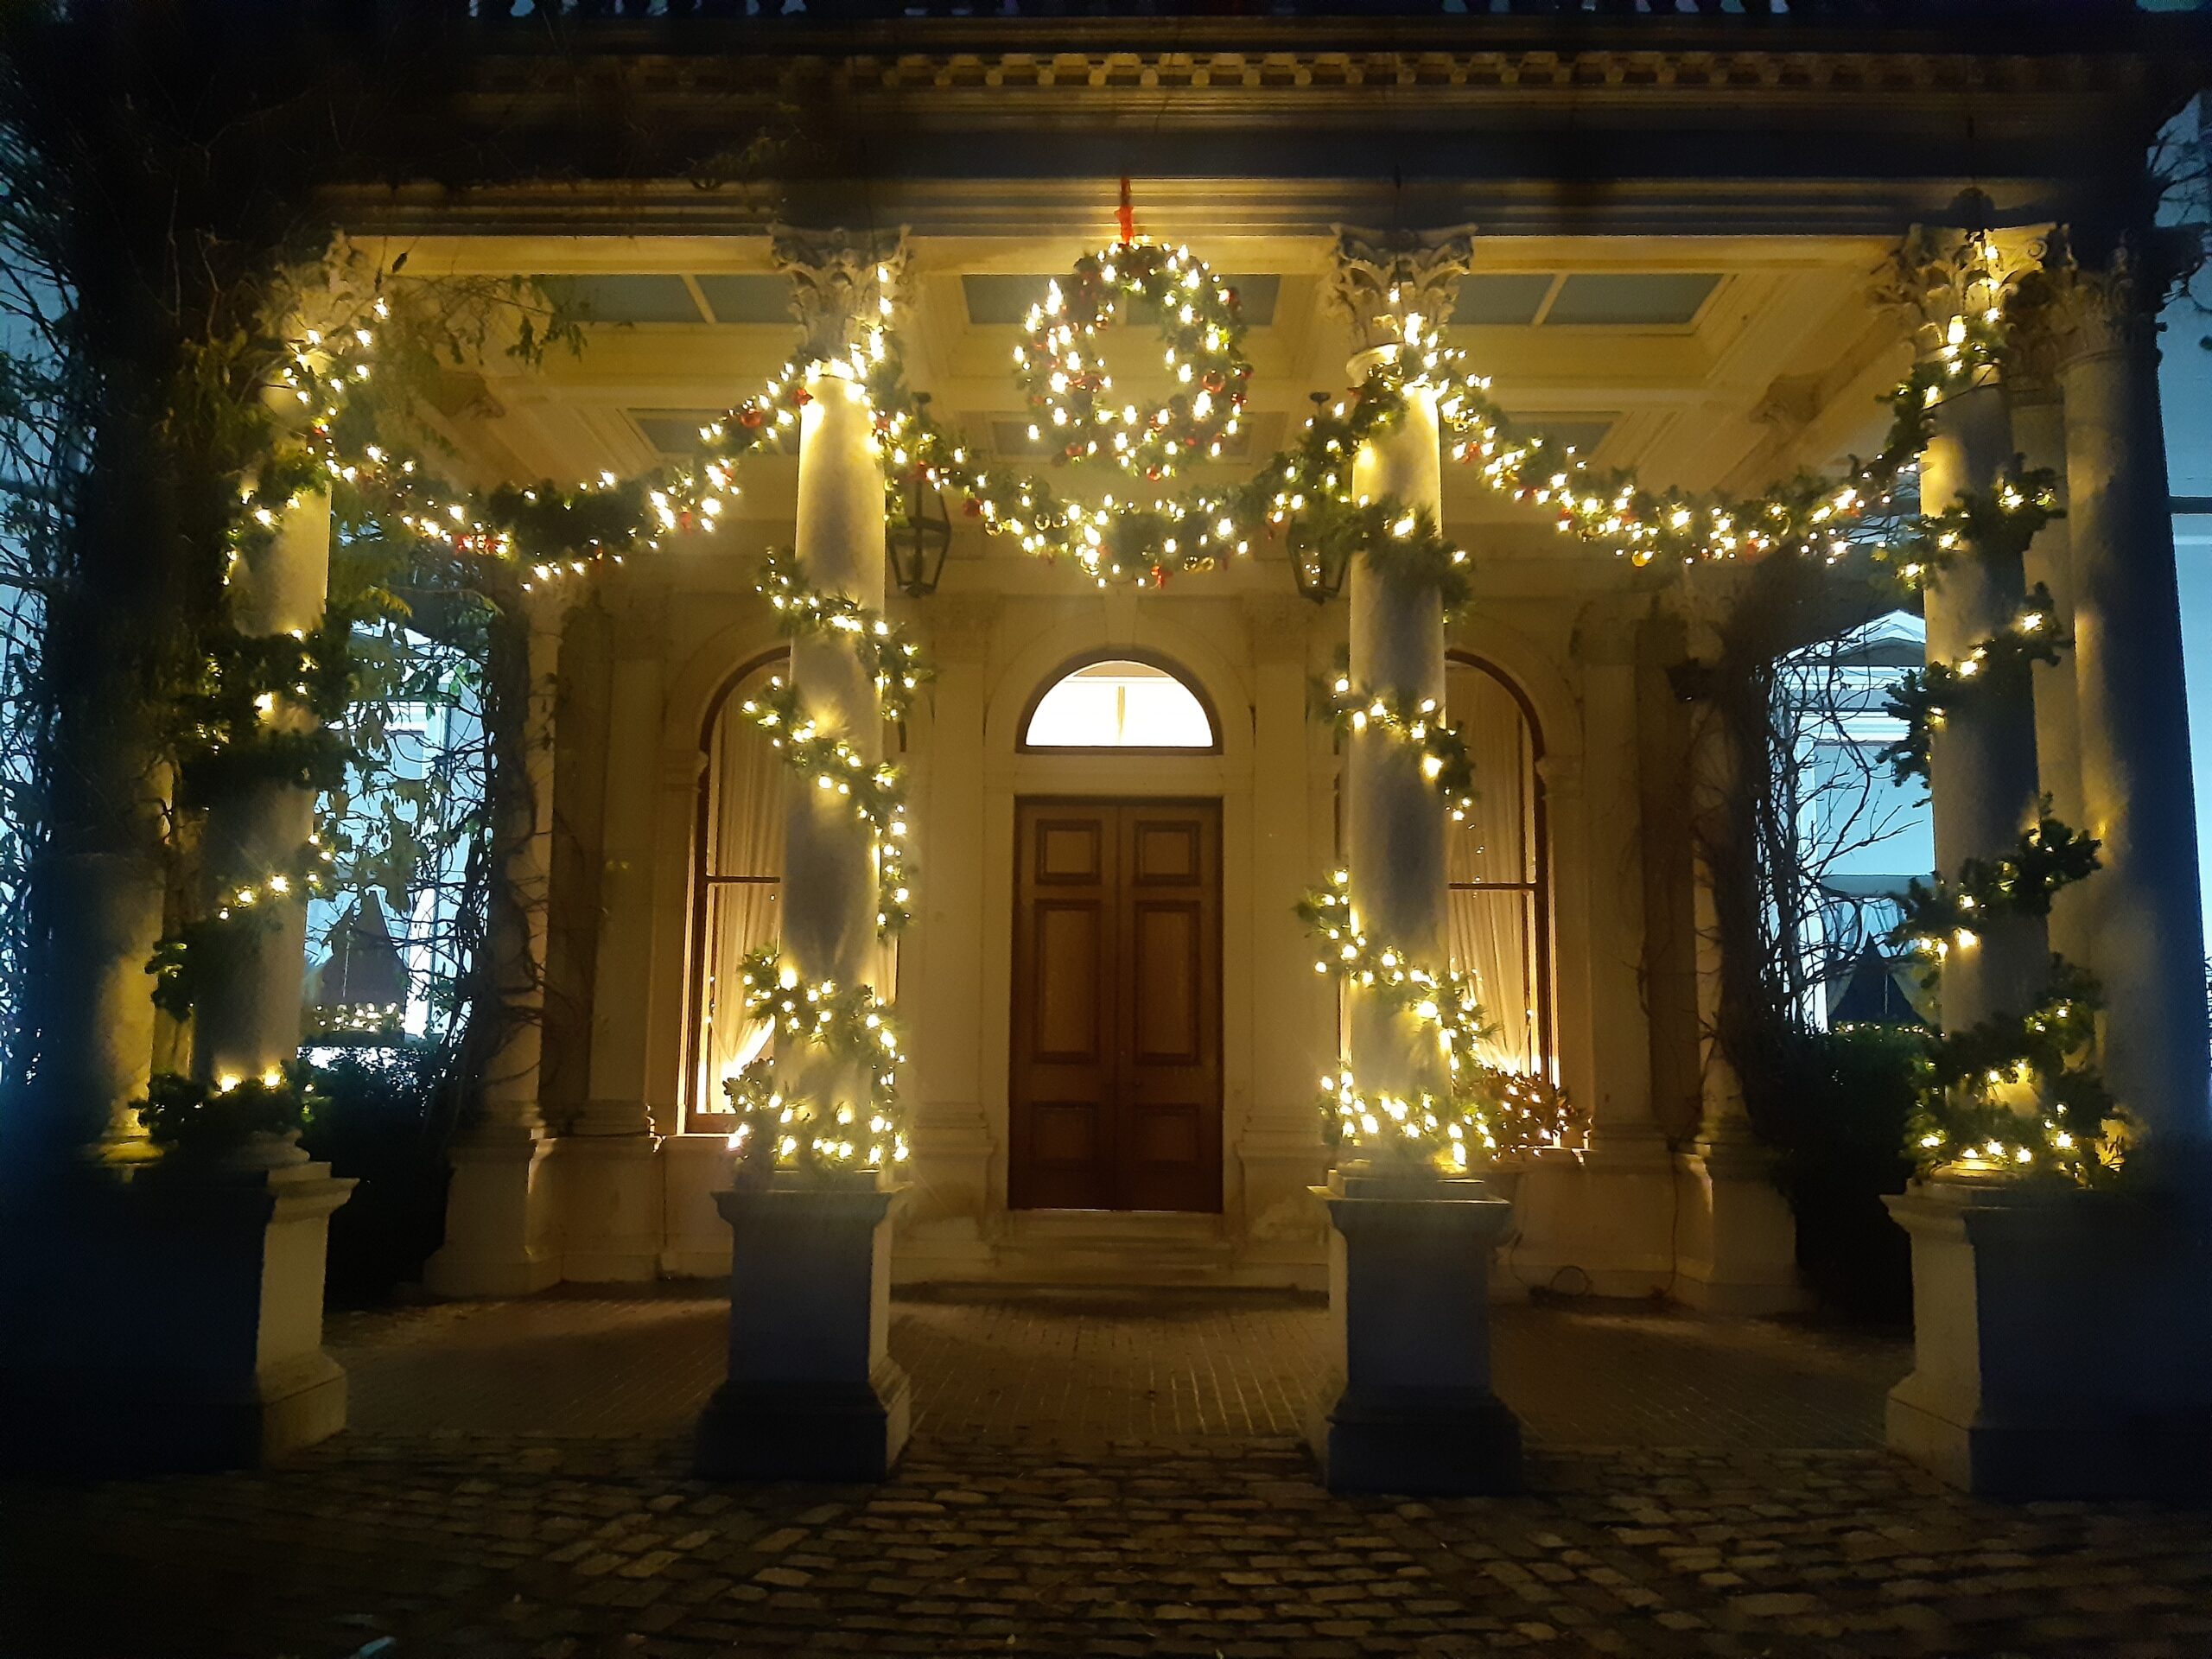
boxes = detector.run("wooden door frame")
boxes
[1007,793,1225,1213]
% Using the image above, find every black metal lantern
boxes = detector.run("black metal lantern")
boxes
[888,393,953,598]
[1293,391,1350,604]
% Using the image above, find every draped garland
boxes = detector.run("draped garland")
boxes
[142,234,2140,1185]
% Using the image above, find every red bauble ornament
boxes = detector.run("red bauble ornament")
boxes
[792,388,811,406]
[1202,371,1226,394]
[963,499,983,518]
[738,407,764,429]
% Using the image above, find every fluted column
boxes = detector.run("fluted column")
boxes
[428,582,567,1294]
[556,595,667,1281]
[1331,235,1468,1128]
[1668,581,1802,1315]
[2041,238,2212,1162]
[1896,232,2049,1036]
[191,488,330,1102]
[1306,230,1521,1498]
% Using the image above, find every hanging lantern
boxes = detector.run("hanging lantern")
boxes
[888,393,953,598]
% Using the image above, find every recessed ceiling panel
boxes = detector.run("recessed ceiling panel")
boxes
[694,273,793,325]
[630,410,728,454]
[1452,274,1554,327]
[1542,273,1720,327]
[537,275,707,325]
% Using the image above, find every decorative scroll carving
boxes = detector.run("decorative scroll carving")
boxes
[1328,227,1476,354]
[2014,227,2197,367]
[1871,223,2043,366]
[770,226,912,365]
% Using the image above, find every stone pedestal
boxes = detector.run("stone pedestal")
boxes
[1673,1135,1806,1315]
[1509,1130,1678,1299]
[427,1129,557,1297]
[696,1179,911,1481]
[0,1144,355,1474]
[1885,1178,2212,1498]
[1306,1173,1522,1496]
[549,1132,663,1282]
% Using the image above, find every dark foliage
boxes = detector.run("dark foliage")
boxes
[1750,1023,1923,1325]
[302,1046,456,1307]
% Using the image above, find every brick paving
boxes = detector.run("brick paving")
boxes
[6,1287,2211,1659]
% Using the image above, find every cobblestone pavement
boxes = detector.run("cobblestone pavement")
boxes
[6,1288,2210,1659]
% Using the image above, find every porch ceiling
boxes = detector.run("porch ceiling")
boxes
[381,228,1909,559]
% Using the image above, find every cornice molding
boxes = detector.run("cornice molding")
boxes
[460,44,2175,105]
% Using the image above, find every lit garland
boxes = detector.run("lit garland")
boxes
[1015,239,1253,480]
[720,947,907,1173]
[1879,583,2066,784]
[1904,960,2128,1183]
[1315,662,1477,821]
[738,670,912,938]
[755,544,929,725]
[1297,870,1578,1169]
[1891,810,2101,965]
[130,1065,323,1155]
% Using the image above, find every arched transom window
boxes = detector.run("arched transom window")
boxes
[1446,654,1554,1078]
[1022,657,1217,751]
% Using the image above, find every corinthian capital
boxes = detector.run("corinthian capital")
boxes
[2012,227,2196,367]
[1328,227,1475,355]
[770,226,912,365]
[1872,225,2044,365]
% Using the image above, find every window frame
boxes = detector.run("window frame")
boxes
[683,646,791,1126]
[1444,651,1556,1077]
[1015,648,1224,756]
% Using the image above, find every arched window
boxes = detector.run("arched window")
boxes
[685,652,788,1122]
[1021,655,1217,751]
[1446,654,1554,1077]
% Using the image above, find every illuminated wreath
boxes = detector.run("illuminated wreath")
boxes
[1016,240,1253,481]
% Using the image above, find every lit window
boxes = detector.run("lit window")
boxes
[1023,658,1215,750]
[1445,656,1553,1077]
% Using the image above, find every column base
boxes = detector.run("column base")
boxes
[696,1360,913,1482]
[1308,1172,1523,1496]
[0,1153,355,1474]
[1886,1178,2212,1498]
[1309,1384,1522,1497]
[1505,1132,1678,1299]
[548,1132,663,1282]
[425,1129,558,1298]
[659,1133,739,1278]
[697,1178,909,1483]
[1673,1140,1806,1315]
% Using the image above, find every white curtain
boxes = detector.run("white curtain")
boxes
[1446,664,1541,1073]
[693,664,786,1117]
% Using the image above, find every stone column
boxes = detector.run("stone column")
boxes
[2041,240,2212,1163]
[2006,331,2092,968]
[1669,591,1803,1315]
[554,600,667,1282]
[1902,250,2050,1037]
[895,594,995,1281]
[697,230,913,1483]
[1883,231,2212,1499]
[778,370,887,1116]
[1510,603,1677,1297]
[1305,231,1520,1497]
[1240,593,1329,1284]
[191,490,330,1096]
[428,583,567,1296]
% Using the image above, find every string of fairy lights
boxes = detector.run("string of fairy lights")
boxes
[720,948,907,1172]
[140,231,2135,1184]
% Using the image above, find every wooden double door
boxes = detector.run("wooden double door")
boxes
[1008,798,1223,1212]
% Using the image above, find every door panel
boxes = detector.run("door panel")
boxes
[1009,798,1222,1212]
